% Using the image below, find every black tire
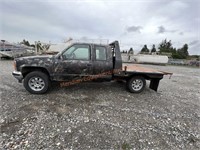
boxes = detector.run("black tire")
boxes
[126,76,146,93]
[23,71,50,94]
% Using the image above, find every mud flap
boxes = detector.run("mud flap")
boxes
[149,79,160,91]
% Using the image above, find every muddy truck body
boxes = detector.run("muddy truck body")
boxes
[12,41,172,94]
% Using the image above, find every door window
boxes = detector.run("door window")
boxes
[63,44,90,60]
[95,46,107,61]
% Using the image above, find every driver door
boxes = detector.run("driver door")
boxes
[55,44,93,81]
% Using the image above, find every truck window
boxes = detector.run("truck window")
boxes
[62,44,90,60]
[95,46,107,61]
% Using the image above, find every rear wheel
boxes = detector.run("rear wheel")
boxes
[23,71,50,94]
[127,76,146,93]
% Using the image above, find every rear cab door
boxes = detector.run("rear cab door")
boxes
[92,44,113,80]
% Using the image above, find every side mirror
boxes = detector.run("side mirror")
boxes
[57,54,63,60]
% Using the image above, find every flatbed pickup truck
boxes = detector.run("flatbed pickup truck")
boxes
[12,41,172,94]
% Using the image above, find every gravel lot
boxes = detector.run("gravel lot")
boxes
[0,60,200,150]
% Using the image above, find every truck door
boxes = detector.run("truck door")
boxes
[55,44,93,80]
[92,45,113,79]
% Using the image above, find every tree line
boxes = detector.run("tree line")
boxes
[139,39,189,59]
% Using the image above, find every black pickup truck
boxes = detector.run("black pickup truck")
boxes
[12,41,171,94]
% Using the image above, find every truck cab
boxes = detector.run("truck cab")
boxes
[53,42,115,81]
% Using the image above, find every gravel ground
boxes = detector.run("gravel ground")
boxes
[0,60,200,150]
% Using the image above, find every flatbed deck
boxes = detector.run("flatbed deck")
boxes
[123,64,163,74]
[114,64,173,92]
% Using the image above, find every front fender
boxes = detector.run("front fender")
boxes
[21,66,51,79]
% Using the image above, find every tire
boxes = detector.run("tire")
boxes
[126,76,146,93]
[23,71,50,94]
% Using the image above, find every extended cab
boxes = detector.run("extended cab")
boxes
[12,41,172,94]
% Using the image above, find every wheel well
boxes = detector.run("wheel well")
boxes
[22,67,50,78]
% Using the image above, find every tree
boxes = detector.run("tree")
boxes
[158,39,190,59]
[182,44,189,57]
[128,47,134,54]
[151,44,156,53]
[177,44,189,59]
[141,45,149,53]
[158,39,174,53]
[158,39,178,58]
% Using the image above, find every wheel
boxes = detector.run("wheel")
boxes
[126,76,146,93]
[23,71,50,94]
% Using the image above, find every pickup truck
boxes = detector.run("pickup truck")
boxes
[12,41,172,94]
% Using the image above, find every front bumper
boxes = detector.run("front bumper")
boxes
[12,71,23,83]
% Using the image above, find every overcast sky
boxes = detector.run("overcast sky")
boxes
[0,0,199,54]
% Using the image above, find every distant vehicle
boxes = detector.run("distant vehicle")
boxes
[12,41,172,94]
[168,59,185,65]
[0,40,35,59]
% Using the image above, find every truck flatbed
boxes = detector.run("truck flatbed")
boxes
[114,64,172,92]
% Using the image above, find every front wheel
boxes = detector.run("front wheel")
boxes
[23,71,50,94]
[127,76,146,93]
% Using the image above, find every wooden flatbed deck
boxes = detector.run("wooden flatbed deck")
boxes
[122,64,172,75]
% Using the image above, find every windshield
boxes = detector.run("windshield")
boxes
[62,44,90,60]
[55,43,73,58]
